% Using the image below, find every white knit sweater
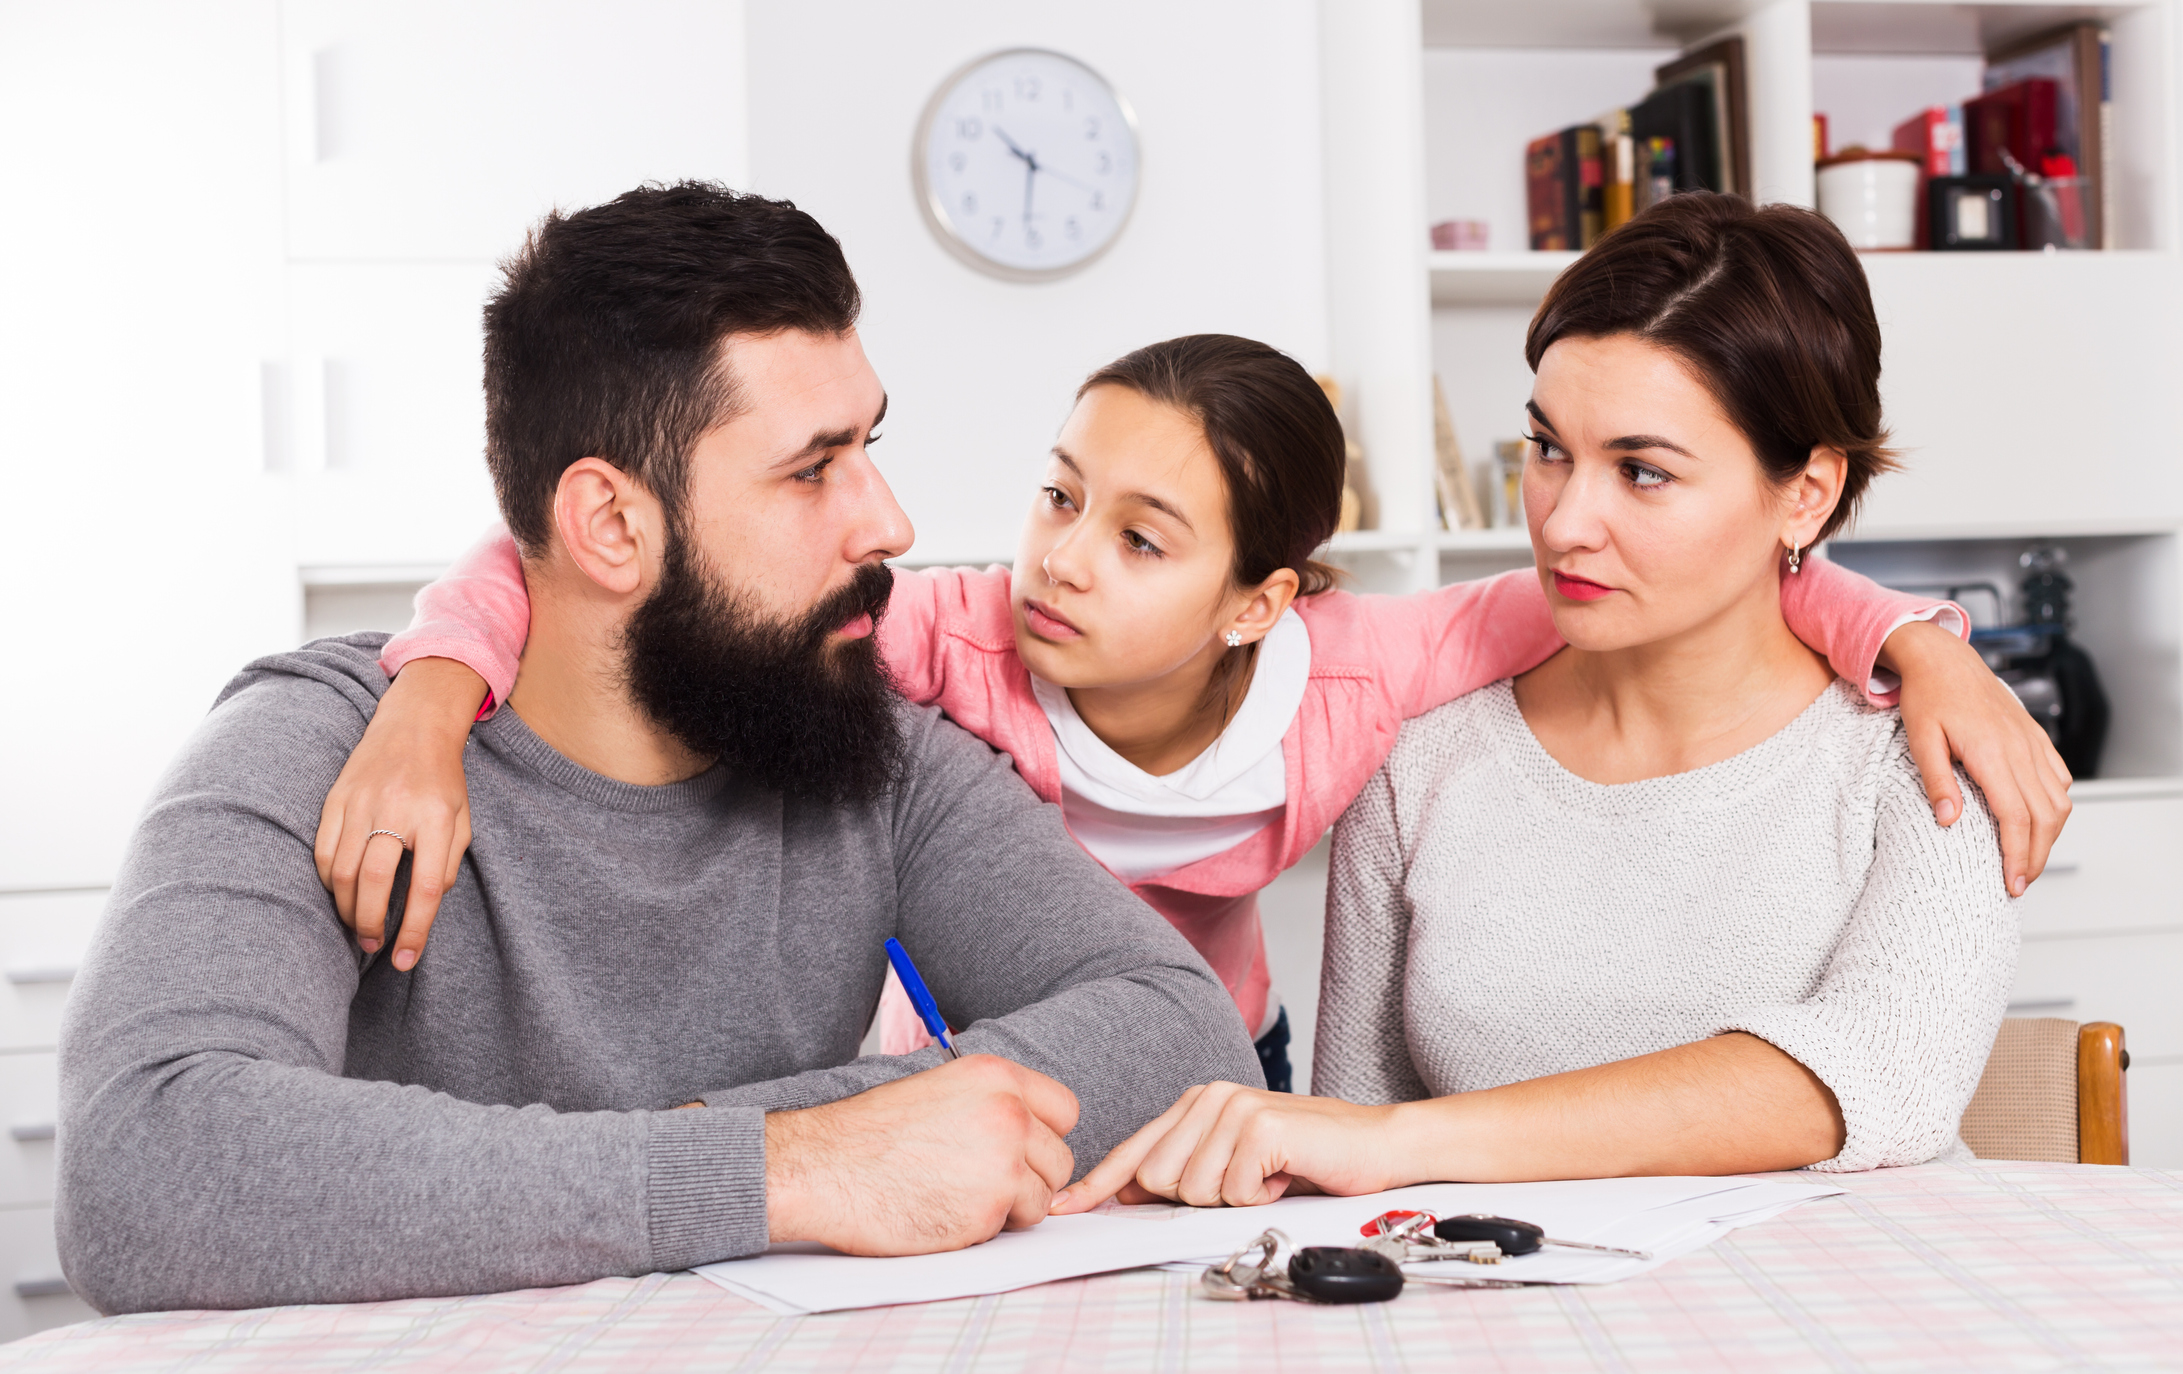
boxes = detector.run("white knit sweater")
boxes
[1313,678,2018,1172]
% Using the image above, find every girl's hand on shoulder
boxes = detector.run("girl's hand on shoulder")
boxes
[1884,619,2072,896]
[1047,1082,1402,1213]
[314,658,489,970]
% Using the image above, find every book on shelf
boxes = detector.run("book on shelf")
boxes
[1891,105,1966,249]
[1431,377,1485,532]
[1525,124,1603,251]
[1984,21,2112,250]
[1892,105,1967,177]
[1596,108,1635,235]
[1517,36,1743,253]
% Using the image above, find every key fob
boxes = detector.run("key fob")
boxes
[1434,1215,1545,1256]
[1288,1246,1405,1303]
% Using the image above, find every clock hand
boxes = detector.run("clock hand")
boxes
[1035,163,1097,195]
[992,125,1034,165]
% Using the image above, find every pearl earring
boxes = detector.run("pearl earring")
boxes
[1787,542,1802,575]
[1224,630,1243,648]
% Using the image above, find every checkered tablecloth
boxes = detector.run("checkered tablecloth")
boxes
[5,1160,2180,1371]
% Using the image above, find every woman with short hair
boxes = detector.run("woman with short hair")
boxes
[1054,193,2030,1208]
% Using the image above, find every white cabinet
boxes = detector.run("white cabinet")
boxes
[2009,786,2183,1167]
[279,0,749,263]
[283,263,504,570]
[0,891,103,1339]
[0,1207,96,1344]
[274,0,751,578]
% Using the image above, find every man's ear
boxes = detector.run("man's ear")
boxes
[1784,445,1848,551]
[551,458,660,597]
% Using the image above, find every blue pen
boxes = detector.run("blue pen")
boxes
[884,938,961,1059]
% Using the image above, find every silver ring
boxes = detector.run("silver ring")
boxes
[367,828,411,850]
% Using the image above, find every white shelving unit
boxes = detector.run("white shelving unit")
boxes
[1303,0,2183,1164]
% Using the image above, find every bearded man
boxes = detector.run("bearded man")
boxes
[55,183,1260,1314]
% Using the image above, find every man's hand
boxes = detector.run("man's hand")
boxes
[1047,1082,1401,1214]
[314,657,489,969]
[765,1056,1079,1255]
[1881,619,2073,896]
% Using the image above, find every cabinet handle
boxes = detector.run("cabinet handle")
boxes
[13,1278,72,1300]
[9,1124,54,1143]
[3,967,74,986]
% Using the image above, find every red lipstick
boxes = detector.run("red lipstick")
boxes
[1552,571,1615,602]
[1022,599,1083,641]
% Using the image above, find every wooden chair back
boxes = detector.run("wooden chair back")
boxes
[1961,1017,2130,1165]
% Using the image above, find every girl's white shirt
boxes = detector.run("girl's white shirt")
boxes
[1031,608,1312,884]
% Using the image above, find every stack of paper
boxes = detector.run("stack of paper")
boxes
[694,1175,1841,1314]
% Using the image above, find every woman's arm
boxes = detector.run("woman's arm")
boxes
[1303,769,1431,1107]
[1052,1031,1841,1210]
[1055,735,2012,1209]
[1719,746,2017,1171]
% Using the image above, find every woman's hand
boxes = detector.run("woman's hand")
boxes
[1048,1082,1404,1214]
[313,657,490,969]
[1882,619,2073,896]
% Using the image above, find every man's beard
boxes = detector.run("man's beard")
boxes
[622,534,905,805]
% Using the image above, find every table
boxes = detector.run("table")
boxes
[3,1161,2180,1372]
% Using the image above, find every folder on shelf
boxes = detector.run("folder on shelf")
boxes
[1650,36,1747,197]
[1630,81,1720,198]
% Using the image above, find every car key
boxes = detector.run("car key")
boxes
[1204,1230,1405,1304]
[1287,1245,1405,1304]
[1434,1214,1651,1261]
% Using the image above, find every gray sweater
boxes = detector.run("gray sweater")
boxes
[57,635,1258,1314]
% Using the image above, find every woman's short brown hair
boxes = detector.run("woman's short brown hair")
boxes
[1525,193,1897,543]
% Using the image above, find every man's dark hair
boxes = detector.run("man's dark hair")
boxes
[483,181,863,552]
[1526,192,1898,543]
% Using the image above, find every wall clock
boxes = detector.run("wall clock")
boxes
[912,49,1141,282]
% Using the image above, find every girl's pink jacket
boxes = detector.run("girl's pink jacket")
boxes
[381,529,1956,1035]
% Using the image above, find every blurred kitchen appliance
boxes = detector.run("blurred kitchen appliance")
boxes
[1969,547,2110,777]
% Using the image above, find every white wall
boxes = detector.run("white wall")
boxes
[0,1,296,891]
[0,0,754,893]
[744,0,1330,566]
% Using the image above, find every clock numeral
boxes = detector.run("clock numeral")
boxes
[1090,190,1105,212]
[1095,150,1112,175]
[1063,88,1075,111]
[1014,75,1041,101]
[1084,117,1101,140]
[981,89,1002,112]
[990,216,1004,240]
[1025,225,1044,249]
[956,116,983,140]
[948,151,965,174]
[960,192,977,215]
[1064,216,1081,241]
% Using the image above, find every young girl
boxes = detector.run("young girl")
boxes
[321,333,2066,1088]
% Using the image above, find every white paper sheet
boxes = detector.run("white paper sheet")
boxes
[693,1175,1842,1314]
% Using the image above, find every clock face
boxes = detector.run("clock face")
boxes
[913,49,1140,281]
